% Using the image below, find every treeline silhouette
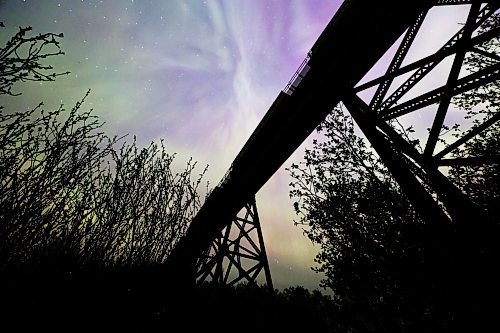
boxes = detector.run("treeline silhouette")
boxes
[5,278,339,332]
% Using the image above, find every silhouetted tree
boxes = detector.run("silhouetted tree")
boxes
[0,24,69,96]
[288,105,442,331]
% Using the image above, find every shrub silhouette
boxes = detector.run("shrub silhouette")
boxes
[0,25,207,274]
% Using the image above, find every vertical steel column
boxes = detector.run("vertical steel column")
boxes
[250,199,274,291]
[195,198,274,291]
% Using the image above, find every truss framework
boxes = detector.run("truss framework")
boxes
[195,199,273,290]
[349,1,499,225]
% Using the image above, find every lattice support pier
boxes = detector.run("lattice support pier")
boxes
[195,198,274,291]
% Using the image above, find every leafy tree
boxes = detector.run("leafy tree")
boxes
[288,106,452,331]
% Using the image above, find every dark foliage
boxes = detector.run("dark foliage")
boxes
[289,106,455,331]
[188,284,338,332]
[3,278,339,333]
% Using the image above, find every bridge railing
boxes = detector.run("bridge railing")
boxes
[283,51,312,95]
[217,164,233,189]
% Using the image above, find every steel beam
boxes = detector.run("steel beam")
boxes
[424,3,481,157]
[369,10,428,109]
[380,63,500,120]
[353,18,499,94]
[434,112,500,159]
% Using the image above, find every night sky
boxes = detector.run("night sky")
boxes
[0,0,472,289]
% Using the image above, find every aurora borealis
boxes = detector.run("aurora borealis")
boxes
[0,0,474,289]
